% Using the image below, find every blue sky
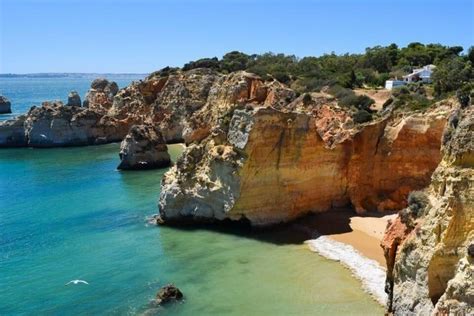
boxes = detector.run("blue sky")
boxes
[0,0,472,73]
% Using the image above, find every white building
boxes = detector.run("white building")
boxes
[385,64,436,90]
[402,64,436,83]
[385,80,405,90]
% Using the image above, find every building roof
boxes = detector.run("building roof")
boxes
[403,64,436,78]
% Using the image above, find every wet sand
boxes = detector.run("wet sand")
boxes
[302,210,397,266]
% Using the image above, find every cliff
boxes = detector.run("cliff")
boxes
[381,104,473,315]
[159,96,452,226]
[0,70,293,148]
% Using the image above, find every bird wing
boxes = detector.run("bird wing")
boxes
[78,280,89,284]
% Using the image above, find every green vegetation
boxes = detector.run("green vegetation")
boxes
[173,43,472,96]
[400,190,429,229]
[383,83,433,111]
[408,191,429,217]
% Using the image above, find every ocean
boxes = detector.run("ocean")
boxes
[0,76,383,315]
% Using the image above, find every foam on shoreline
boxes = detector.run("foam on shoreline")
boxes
[306,236,387,306]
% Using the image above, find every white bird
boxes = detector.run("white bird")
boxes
[65,280,89,285]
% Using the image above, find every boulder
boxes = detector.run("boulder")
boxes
[117,125,171,170]
[155,284,183,305]
[0,95,12,114]
[66,91,81,107]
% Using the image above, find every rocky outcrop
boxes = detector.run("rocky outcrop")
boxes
[66,91,81,107]
[0,69,296,148]
[117,125,170,170]
[0,115,27,147]
[159,98,451,226]
[0,101,129,147]
[382,104,473,315]
[83,78,118,109]
[155,284,183,305]
[0,95,12,114]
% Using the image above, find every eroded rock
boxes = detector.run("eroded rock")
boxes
[117,125,170,170]
[382,104,473,315]
[159,101,450,226]
[155,284,183,305]
[0,95,12,114]
[66,91,81,107]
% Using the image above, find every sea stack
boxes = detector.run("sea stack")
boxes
[117,124,171,170]
[0,95,12,114]
[66,91,81,106]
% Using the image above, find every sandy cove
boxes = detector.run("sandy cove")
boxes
[302,210,397,305]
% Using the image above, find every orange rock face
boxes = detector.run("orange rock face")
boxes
[348,113,447,213]
[381,104,473,315]
[159,102,451,226]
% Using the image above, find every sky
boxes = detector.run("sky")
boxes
[0,0,473,73]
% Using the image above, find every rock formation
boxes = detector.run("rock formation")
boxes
[83,78,118,108]
[0,101,129,147]
[381,104,473,315]
[155,284,183,305]
[117,124,170,170]
[66,91,81,107]
[159,96,452,226]
[0,95,12,114]
[0,69,295,148]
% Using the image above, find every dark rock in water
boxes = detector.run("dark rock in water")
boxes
[155,284,183,304]
[117,124,171,170]
[66,91,81,107]
[0,95,12,114]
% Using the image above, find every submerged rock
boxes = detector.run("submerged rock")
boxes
[155,284,183,305]
[66,91,81,107]
[0,95,12,114]
[117,125,170,170]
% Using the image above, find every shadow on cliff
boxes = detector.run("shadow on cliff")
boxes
[161,209,388,245]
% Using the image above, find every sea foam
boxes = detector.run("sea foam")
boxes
[306,236,387,305]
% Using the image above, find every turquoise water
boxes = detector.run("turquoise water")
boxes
[0,78,383,315]
[0,75,144,120]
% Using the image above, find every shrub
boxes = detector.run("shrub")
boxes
[456,84,472,108]
[407,191,429,217]
[399,208,415,229]
[182,57,220,71]
[352,109,372,123]
[302,93,312,105]
[382,97,394,109]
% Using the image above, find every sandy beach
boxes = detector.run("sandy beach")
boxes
[302,210,396,266]
[302,210,397,305]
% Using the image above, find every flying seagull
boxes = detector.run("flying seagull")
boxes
[66,280,89,285]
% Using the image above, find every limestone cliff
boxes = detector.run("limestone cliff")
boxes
[117,124,170,170]
[0,69,294,148]
[159,97,451,226]
[382,104,473,315]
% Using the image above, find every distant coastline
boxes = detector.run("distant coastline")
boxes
[0,73,148,79]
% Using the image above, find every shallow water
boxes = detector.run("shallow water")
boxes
[0,77,383,315]
[0,144,383,315]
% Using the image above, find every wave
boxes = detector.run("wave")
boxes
[305,236,387,306]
